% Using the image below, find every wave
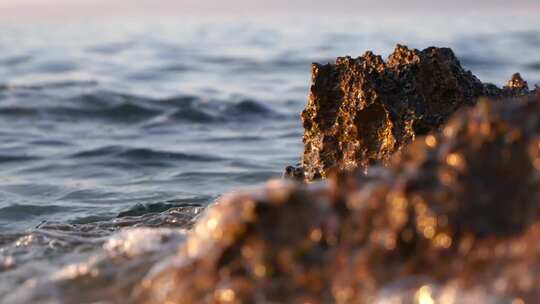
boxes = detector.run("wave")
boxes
[169,107,220,123]
[117,200,205,218]
[0,80,98,91]
[223,99,275,116]
[0,107,39,116]
[0,154,40,163]
[117,148,223,162]
[0,204,67,218]
[69,145,224,163]
[0,204,204,302]
[0,89,288,124]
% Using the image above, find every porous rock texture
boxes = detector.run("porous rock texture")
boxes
[137,94,540,303]
[295,45,536,181]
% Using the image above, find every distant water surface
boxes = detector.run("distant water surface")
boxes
[0,14,539,302]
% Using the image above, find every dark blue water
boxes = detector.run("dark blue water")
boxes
[0,14,539,302]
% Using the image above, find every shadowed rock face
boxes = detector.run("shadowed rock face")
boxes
[137,95,540,303]
[295,45,536,181]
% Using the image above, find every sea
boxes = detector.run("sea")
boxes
[0,13,539,302]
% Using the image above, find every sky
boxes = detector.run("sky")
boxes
[0,0,539,20]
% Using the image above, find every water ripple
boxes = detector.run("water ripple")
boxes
[70,145,224,163]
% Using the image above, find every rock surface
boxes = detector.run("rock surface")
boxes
[137,94,540,303]
[295,45,536,181]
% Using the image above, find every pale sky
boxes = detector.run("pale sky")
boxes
[0,0,539,19]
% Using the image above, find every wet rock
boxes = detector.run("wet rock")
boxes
[136,181,337,303]
[297,45,536,181]
[506,72,529,90]
[503,73,530,97]
[300,45,485,180]
[282,163,305,181]
[138,95,540,303]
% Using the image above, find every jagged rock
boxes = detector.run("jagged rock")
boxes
[138,95,540,303]
[503,73,530,97]
[506,72,528,90]
[299,45,485,180]
[295,45,536,181]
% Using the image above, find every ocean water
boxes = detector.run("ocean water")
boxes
[0,14,539,302]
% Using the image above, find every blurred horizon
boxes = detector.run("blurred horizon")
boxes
[0,0,539,21]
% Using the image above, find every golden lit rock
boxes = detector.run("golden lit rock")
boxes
[135,65,540,304]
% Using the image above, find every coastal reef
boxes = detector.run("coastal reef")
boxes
[138,94,540,303]
[295,45,538,180]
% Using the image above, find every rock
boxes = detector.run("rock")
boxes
[299,45,485,180]
[136,181,337,303]
[282,164,305,180]
[137,94,540,303]
[503,72,530,97]
[296,45,536,181]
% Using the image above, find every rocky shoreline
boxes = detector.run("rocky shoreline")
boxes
[7,45,540,303]
[137,46,540,303]
[287,45,537,181]
[138,96,540,303]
